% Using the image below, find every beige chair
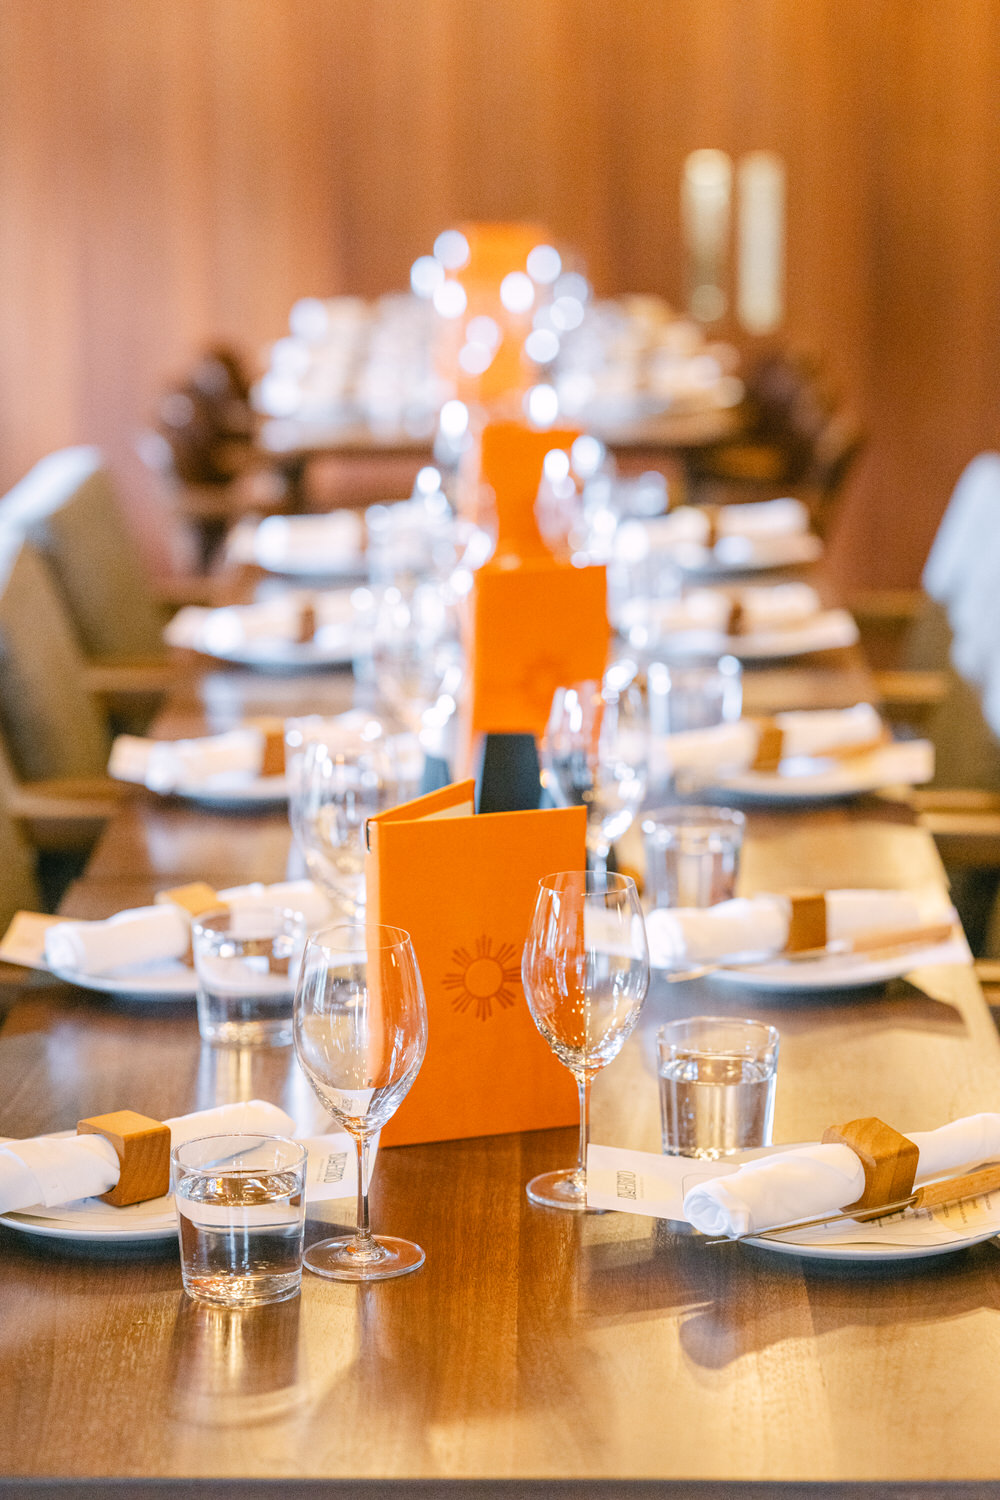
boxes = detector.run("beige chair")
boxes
[0,447,166,661]
[0,535,123,860]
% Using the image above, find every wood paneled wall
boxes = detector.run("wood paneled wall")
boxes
[1,0,998,584]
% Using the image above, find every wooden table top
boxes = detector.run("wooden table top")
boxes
[4,647,1000,1494]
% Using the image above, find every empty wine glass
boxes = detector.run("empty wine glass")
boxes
[293,922,428,1280]
[540,672,648,876]
[289,726,420,914]
[522,871,649,1210]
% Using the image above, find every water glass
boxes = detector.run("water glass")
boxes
[192,906,306,1047]
[641,805,745,909]
[658,1016,779,1159]
[172,1134,307,1306]
[647,656,743,737]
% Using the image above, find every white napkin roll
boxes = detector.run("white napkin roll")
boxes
[253,512,364,570]
[0,1100,296,1214]
[636,583,820,639]
[144,728,267,792]
[44,905,191,977]
[656,704,884,777]
[684,1112,1000,1237]
[647,498,809,550]
[221,880,334,931]
[645,888,922,967]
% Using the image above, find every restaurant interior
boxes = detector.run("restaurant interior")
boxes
[3,4,1000,1496]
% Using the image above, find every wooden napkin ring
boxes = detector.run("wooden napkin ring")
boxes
[296,602,317,644]
[751,717,785,771]
[156,882,223,919]
[726,599,746,637]
[702,504,722,549]
[785,891,827,952]
[77,1109,171,1207]
[260,729,286,777]
[821,1116,920,1216]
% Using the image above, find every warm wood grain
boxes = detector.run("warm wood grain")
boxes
[4,641,1000,1485]
[2,1,1000,588]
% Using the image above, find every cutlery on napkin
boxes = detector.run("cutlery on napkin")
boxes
[683,1112,1000,1238]
[664,920,956,982]
[645,888,924,970]
[0,1100,295,1214]
[622,582,822,643]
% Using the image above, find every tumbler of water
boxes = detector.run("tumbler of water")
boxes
[657,1016,779,1159]
[641,805,745,910]
[172,1134,307,1306]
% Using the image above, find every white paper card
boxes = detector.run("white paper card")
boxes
[0,912,62,971]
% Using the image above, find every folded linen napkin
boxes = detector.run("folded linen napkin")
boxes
[0,1100,295,1214]
[623,582,820,641]
[645,889,922,968]
[109,727,282,792]
[252,512,364,571]
[164,594,356,654]
[645,498,809,550]
[683,1113,1000,1237]
[655,704,885,778]
[44,905,191,976]
[43,881,333,976]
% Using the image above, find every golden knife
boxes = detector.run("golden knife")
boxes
[705,1162,1000,1245]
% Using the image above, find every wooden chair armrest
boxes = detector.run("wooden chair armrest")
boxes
[919,807,1000,867]
[84,661,177,696]
[973,960,1000,990]
[7,778,126,851]
[911,789,1000,814]
[871,669,949,713]
[846,589,925,625]
[154,574,249,609]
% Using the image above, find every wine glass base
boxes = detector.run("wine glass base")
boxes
[304,1235,425,1282]
[526,1169,602,1212]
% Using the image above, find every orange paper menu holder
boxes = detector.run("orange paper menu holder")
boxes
[365,780,585,1146]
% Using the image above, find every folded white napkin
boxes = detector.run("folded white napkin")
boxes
[0,1100,295,1214]
[624,582,820,641]
[43,881,333,976]
[645,889,922,967]
[109,728,275,792]
[165,594,357,654]
[252,512,364,571]
[684,1113,1000,1237]
[220,880,334,931]
[656,704,884,777]
[646,498,809,550]
[44,905,191,976]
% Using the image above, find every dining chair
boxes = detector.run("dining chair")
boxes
[0,535,123,865]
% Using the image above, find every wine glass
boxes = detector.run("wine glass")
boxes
[522,871,649,1210]
[540,672,648,877]
[289,727,420,914]
[293,922,428,1280]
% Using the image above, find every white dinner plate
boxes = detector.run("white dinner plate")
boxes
[708,918,969,992]
[198,636,356,671]
[170,774,289,808]
[658,608,858,661]
[705,740,935,805]
[741,1225,1000,1261]
[47,958,199,1001]
[0,1201,177,1244]
[665,533,824,576]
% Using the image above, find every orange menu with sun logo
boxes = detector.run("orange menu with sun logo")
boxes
[365,780,584,1145]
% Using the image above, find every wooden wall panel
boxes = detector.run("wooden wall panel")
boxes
[0,0,998,584]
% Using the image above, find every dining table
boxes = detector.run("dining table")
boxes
[4,586,1000,1498]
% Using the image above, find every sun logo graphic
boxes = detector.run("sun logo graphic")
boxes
[443,936,521,1021]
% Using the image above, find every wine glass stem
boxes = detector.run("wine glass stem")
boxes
[575,1072,592,1187]
[353,1132,375,1249]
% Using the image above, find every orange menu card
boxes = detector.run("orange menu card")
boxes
[366,780,585,1146]
[466,556,609,740]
